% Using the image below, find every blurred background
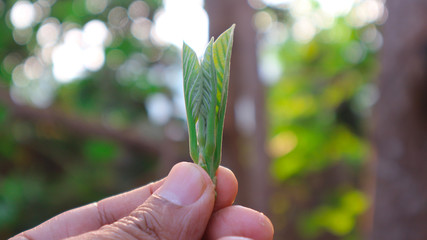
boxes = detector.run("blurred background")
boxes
[0,0,389,239]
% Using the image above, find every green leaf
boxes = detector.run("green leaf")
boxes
[213,24,235,112]
[182,25,235,181]
[182,43,200,162]
[200,38,218,178]
[195,38,216,126]
[183,43,200,118]
[213,24,235,170]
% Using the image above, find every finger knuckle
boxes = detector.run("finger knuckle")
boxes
[112,205,164,240]
[132,206,163,240]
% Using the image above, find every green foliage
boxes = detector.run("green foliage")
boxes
[266,13,378,240]
[298,189,368,238]
[83,139,118,163]
[182,25,234,180]
[0,105,7,124]
[0,0,170,238]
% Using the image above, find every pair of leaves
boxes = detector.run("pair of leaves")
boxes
[183,24,235,181]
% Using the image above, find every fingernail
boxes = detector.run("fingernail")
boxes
[218,237,254,240]
[156,163,208,206]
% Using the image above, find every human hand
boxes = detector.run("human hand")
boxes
[10,162,274,240]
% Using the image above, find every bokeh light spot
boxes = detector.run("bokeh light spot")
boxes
[12,28,33,45]
[24,57,44,80]
[128,0,150,20]
[36,20,60,47]
[108,6,129,28]
[146,94,173,125]
[131,17,151,41]
[253,11,273,31]
[292,17,316,43]
[2,53,22,73]
[83,46,105,71]
[85,0,108,14]
[10,1,35,29]
[83,20,109,46]
[12,64,29,87]
[268,131,298,158]
[316,0,354,17]
[52,29,85,82]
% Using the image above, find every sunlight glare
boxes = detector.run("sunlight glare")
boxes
[52,38,85,83]
[262,0,293,6]
[152,0,208,57]
[49,20,109,82]
[10,1,35,29]
[83,20,109,46]
[290,0,312,17]
[316,0,355,17]
[83,46,105,71]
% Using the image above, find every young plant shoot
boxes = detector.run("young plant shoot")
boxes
[182,24,235,182]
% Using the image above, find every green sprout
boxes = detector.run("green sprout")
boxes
[182,24,235,182]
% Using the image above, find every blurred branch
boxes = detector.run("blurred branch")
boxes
[0,84,160,156]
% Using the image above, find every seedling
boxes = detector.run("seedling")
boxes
[182,24,235,182]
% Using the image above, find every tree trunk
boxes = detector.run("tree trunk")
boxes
[205,0,271,214]
[372,0,427,239]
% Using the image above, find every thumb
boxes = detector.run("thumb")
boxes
[71,162,216,240]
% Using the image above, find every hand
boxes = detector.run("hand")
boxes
[10,162,274,240]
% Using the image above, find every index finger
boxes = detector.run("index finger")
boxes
[11,178,165,240]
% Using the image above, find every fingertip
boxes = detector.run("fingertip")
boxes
[175,162,213,186]
[258,211,274,240]
[214,166,238,211]
[166,163,238,211]
[235,206,274,240]
[205,205,274,240]
[156,162,214,206]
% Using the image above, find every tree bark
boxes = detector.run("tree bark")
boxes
[372,0,427,239]
[205,0,271,214]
